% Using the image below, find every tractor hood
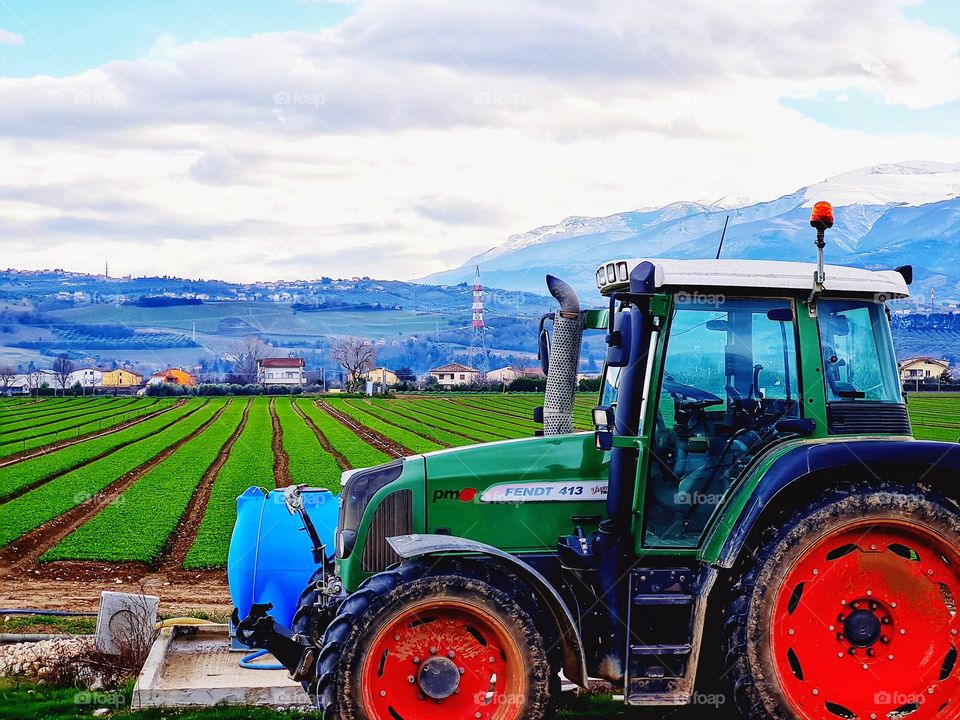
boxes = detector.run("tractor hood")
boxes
[422,433,609,552]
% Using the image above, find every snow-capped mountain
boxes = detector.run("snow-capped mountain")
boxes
[425,161,960,304]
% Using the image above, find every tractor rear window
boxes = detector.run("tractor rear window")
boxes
[817,300,902,404]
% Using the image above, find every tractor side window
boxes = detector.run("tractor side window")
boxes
[818,300,902,403]
[644,297,800,548]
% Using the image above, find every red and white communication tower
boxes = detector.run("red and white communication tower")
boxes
[468,265,489,377]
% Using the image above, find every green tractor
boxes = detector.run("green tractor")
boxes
[238,202,960,720]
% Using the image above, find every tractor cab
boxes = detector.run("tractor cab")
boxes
[592,257,909,548]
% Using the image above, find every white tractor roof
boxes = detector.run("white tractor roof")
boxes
[596,258,910,299]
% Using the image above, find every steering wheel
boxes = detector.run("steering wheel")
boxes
[663,377,723,408]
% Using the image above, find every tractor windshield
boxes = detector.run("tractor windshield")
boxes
[817,299,902,403]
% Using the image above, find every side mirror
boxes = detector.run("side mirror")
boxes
[604,309,632,368]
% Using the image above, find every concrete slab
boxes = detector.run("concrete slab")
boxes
[131,624,312,709]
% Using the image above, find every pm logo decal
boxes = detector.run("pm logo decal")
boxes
[432,488,478,503]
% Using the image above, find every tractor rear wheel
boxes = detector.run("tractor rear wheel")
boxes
[316,564,550,720]
[723,484,960,720]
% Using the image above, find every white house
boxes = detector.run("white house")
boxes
[257,357,306,387]
[486,365,545,384]
[66,367,105,390]
[5,370,57,394]
[430,363,482,387]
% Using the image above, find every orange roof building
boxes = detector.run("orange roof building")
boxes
[148,368,197,386]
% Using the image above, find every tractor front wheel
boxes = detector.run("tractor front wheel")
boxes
[318,566,550,720]
[724,484,960,720]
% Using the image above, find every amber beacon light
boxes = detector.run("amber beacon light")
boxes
[809,201,834,231]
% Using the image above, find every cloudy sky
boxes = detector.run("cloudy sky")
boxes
[1,0,959,282]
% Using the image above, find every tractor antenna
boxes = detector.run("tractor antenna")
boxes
[715,215,730,260]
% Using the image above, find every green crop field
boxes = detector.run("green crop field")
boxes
[0,391,958,578]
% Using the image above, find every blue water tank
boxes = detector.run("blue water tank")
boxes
[227,486,339,633]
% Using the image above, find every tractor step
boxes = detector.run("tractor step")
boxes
[629,643,692,655]
[633,593,693,606]
[625,567,717,705]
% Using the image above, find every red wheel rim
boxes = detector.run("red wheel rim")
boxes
[360,598,527,720]
[770,520,960,720]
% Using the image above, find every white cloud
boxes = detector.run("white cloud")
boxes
[1,0,959,282]
[0,27,24,45]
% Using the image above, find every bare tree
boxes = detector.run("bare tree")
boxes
[28,369,45,397]
[331,337,377,391]
[231,335,269,384]
[0,365,15,394]
[52,354,74,395]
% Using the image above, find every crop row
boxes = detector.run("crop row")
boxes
[274,398,342,490]
[295,399,391,469]
[0,400,224,548]
[44,400,249,564]
[325,399,442,455]
[184,398,275,568]
[0,401,200,502]
[0,398,143,443]
[0,397,75,423]
[375,400,515,442]
[346,399,476,448]
[0,400,169,459]
[0,397,130,431]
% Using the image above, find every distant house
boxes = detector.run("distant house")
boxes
[4,373,50,395]
[899,357,951,382]
[430,363,482,387]
[102,369,143,390]
[258,357,305,387]
[147,368,197,387]
[486,365,544,384]
[66,367,105,390]
[360,367,399,387]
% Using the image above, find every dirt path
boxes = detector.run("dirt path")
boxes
[0,398,187,469]
[318,400,407,458]
[292,399,349,470]
[269,397,292,488]
[159,398,252,571]
[0,570,232,617]
[0,399,208,504]
[0,401,230,570]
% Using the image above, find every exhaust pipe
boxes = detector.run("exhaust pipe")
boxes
[543,275,583,435]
